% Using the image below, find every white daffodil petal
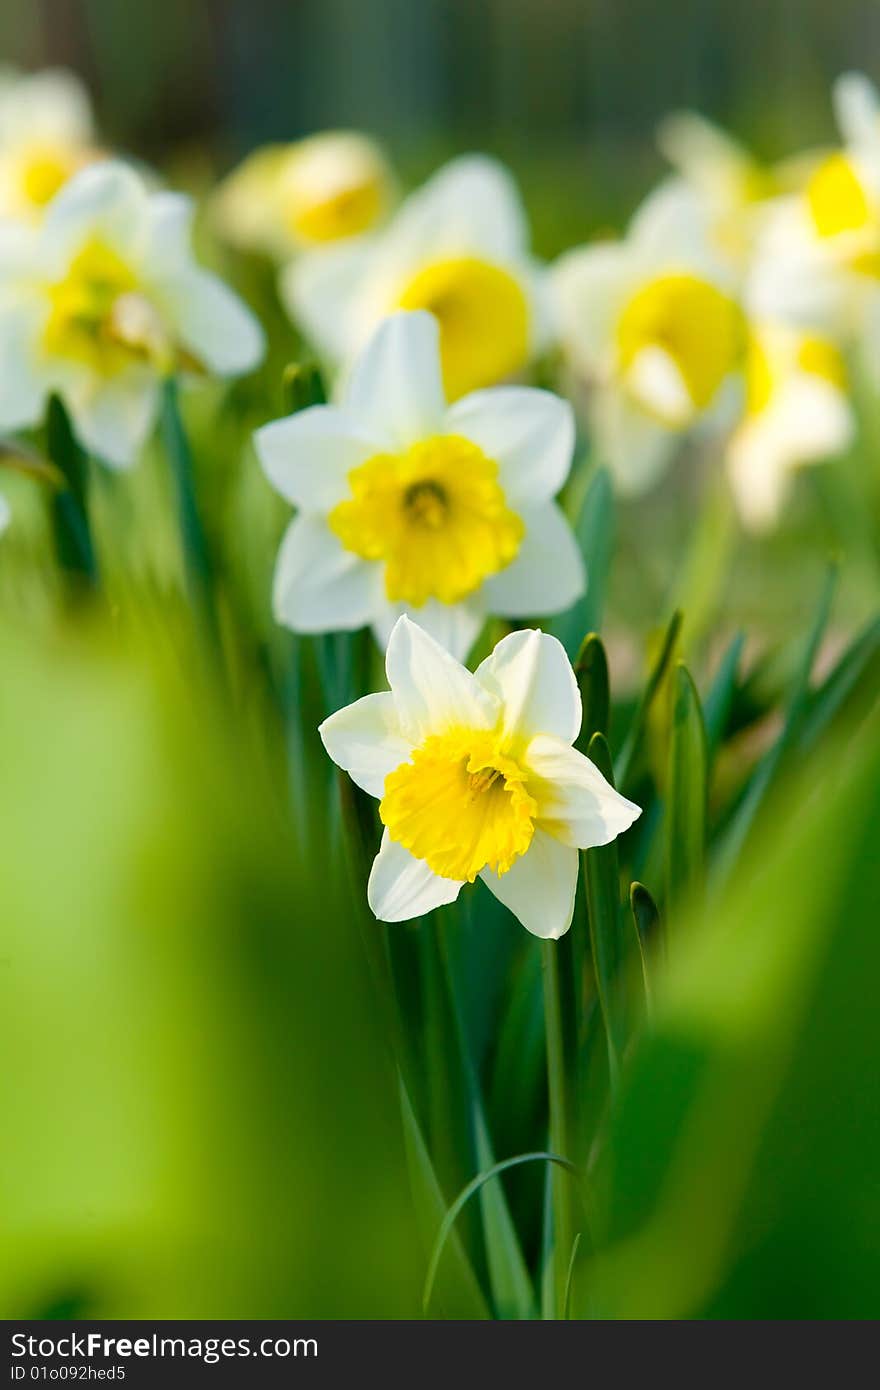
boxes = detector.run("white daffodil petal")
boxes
[66,372,158,470]
[159,268,264,376]
[143,193,196,274]
[626,345,693,425]
[272,513,380,632]
[480,829,578,939]
[343,311,446,448]
[281,239,376,362]
[43,161,148,266]
[444,386,575,505]
[834,71,880,151]
[526,733,641,848]
[475,627,580,746]
[0,300,47,432]
[383,154,529,266]
[368,829,463,922]
[483,502,585,619]
[384,614,498,741]
[318,692,411,799]
[592,388,678,496]
[372,598,486,664]
[551,242,633,375]
[255,405,380,511]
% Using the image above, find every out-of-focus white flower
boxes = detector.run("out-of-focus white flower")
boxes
[319,616,640,935]
[284,155,547,401]
[0,67,101,224]
[255,311,583,661]
[657,111,814,268]
[212,131,394,260]
[552,183,745,494]
[0,161,264,468]
[727,324,853,531]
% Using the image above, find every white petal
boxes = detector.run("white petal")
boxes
[255,405,380,510]
[384,614,498,741]
[142,192,196,273]
[475,627,580,746]
[343,311,446,447]
[483,502,585,618]
[66,372,158,469]
[368,829,463,921]
[157,268,264,376]
[372,597,485,663]
[551,242,632,375]
[381,155,529,267]
[525,733,641,848]
[480,828,578,938]
[281,239,376,361]
[591,387,677,495]
[0,68,93,145]
[42,162,148,267]
[444,386,574,505]
[625,345,694,425]
[629,178,716,265]
[0,493,10,533]
[0,299,47,431]
[318,692,411,798]
[834,72,880,150]
[272,513,380,632]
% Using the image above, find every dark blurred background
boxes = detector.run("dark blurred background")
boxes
[4,0,880,242]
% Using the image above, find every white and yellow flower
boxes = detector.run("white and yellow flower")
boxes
[0,66,100,224]
[255,310,583,660]
[212,131,394,260]
[0,161,264,468]
[320,615,640,935]
[727,323,853,531]
[284,155,547,401]
[552,183,745,494]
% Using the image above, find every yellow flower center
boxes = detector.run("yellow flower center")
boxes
[397,256,530,400]
[380,729,537,881]
[43,237,173,375]
[746,332,846,417]
[288,179,384,244]
[19,144,82,207]
[806,153,880,275]
[327,433,524,606]
[616,272,744,415]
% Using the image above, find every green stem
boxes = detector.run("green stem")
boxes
[542,939,575,1318]
[46,395,98,588]
[160,375,219,648]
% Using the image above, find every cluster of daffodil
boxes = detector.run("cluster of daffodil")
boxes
[0,64,876,939]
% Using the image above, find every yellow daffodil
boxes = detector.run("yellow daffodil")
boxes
[0,67,101,224]
[283,155,547,401]
[320,616,640,934]
[255,311,584,660]
[552,183,745,493]
[0,161,264,468]
[727,324,853,530]
[212,131,394,260]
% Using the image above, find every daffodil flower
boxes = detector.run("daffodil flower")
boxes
[0,66,100,224]
[212,131,394,260]
[0,161,264,468]
[284,155,547,401]
[255,310,584,660]
[552,183,745,495]
[727,324,853,530]
[320,615,640,935]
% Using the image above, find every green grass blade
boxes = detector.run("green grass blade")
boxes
[703,631,744,759]
[575,632,610,752]
[282,360,327,413]
[550,467,615,659]
[665,662,708,927]
[399,1077,491,1320]
[629,881,660,1011]
[422,1150,577,1317]
[472,1103,536,1319]
[583,731,626,1089]
[797,613,880,752]
[46,394,99,587]
[712,562,838,890]
[614,609,683,788]
[160,376,218,647]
